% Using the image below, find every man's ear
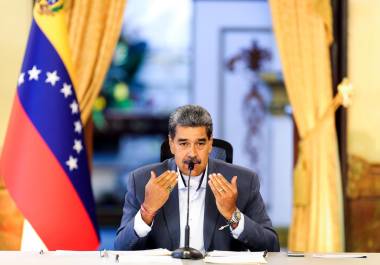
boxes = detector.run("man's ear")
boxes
[208,137,213,154]
[168,135,175,155]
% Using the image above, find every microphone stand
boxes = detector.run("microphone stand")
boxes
[171,161,204,259]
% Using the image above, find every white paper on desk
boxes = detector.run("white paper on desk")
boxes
[53,250,95,256]
[205,251,267,264]
[114,248,172,256]
[112,249,175,263]
[312,254,367,259]
[207,251,265,257]
[118,255,181,264]
[205,255,267,264]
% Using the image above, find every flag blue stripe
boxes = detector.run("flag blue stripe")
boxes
[17,20,98,233]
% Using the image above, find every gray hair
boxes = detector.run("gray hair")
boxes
[168,105,213,139]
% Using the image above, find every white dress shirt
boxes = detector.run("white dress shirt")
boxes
[133,166,245,252]
[177,167,207,252]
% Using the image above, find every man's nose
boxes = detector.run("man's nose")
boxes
[188,143,198,156]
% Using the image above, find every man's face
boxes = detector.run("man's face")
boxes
[169,126,213,176]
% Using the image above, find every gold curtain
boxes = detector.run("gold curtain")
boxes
[269,0,344,251]
[65,0,127,123]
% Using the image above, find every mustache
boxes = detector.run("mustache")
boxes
[183,157,201,165]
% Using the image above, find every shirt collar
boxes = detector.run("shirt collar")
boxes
[177,165,208,190]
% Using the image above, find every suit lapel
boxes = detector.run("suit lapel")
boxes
[203,159,221,251]
[162,159,180,249]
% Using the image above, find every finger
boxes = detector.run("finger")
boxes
[214,173,233,193]
[149,171,157,182]
[209,174,228,196]
[165,173,178,188]
[160,171,177,187]
[231,176,238,191]
[208,179,222,198]
[216,173,233,187]
[219,174,235,193]
[209,174,226,193]
[158,172,177,191]
[156,170,171,184]
[166,177,178,192]
[169,175,178,187]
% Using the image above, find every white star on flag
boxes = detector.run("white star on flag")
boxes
[45,71,60,86]
[66,155,78,171]
[60,83,72,98]
[74,120,82,133]
[73,139,83,154]
[18,73,25,85]
[70,100,79,114]
[28,65,41,81]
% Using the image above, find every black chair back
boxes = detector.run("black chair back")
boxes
[160,138,233,164]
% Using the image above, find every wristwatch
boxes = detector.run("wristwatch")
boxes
[218,208,242,231]
[228,208,241,226]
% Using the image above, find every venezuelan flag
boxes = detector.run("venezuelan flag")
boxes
[0,0,99,250]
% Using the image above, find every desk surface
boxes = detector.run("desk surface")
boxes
[0,251,378,265]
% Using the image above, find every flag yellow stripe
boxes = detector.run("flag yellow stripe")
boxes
[32,4,78,92]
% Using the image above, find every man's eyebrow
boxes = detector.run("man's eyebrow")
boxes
[176,138,206,142]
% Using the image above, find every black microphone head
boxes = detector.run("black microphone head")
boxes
[188,161,195,171]
[184,157,201,171]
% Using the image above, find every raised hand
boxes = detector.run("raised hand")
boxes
[208,173,238,220]
[141,170,178,224]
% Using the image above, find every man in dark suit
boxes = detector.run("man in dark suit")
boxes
[114,105,279,252]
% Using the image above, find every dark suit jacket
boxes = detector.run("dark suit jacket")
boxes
[114,158,280,251]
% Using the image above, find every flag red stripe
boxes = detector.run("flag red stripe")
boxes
[1,95,98,250]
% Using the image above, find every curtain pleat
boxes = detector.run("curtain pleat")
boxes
[269,0,344,252]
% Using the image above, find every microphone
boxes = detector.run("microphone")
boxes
[183,157,200,172]
[188,160,195,171]
[171,158,204,260]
